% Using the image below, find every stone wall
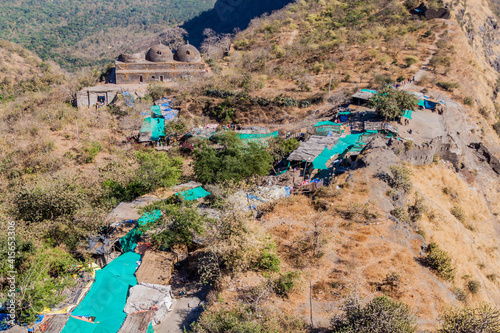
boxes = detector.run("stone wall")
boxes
[392,136,461,169]
[115,61,206,84]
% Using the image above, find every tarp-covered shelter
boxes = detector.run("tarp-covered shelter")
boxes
[288,135,340,162]
[61,252,141,333]
[352,89,375,104]
[138,116,165,142]
[120,210,162,253]
[124,283,174,325]
[314,121,344,136]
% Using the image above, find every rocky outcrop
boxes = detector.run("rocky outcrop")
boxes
[468,142,500,174]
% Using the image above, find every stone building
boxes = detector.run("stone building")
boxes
[115,43,206,84]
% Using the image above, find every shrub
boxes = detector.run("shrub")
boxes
[392,206,409,222]
[389,164,413,193]
[436,81,460,92]
[487,274,497,282]
[438,304,500,333]
[331,296,416,333]
[80,141,102,163]
[452,287,468,303]
[253,244,280,272]
[191,306,306,333]
[463,97,474,106]
[404,140,414,151]
[408,192,427,222]
[467,280,481,294]
[274,271,300,297]
[404,55,418,67]
[494,122,500,137]
[425,242,455,281]
[451,206,465,223]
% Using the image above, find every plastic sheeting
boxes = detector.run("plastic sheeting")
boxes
[120,211,162,253]
[176,187,210,201]
[312,133,364,169]
[61,252,141,333]
[124,283,174,325]
[402,110,413,119]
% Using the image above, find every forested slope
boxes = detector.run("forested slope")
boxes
[0,0,216,70]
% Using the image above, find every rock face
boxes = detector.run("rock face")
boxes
[411,3,450,20]
[396,136,462,169]
[468,142,500,174]
[181,0,295,47]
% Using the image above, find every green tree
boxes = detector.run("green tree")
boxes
[193,133,273,184]
[389,164,413,193]
[425,242,455,281]
[268,137,300,161]
[439,304,500,333]
[331,296,416,333]
[149,203,207,249]
[369,87,418,121]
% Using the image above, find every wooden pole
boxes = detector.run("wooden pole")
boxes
[328,74,333,95]
[309,280,314,328]
[76,121,79,142]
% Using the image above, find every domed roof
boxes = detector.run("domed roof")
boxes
[146,44,173,62]
[174,44,201,63]
[117,52,143,63]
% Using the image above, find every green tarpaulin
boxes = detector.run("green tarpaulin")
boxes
[402,110,413,119]
[140,116,165,141]
[176,187,211,201]
[236,131,279,140]
[120,210,162,253]
[314,121,342,127]
[361,89,377,94]
[312,133,364,169]
[61,252,141,333]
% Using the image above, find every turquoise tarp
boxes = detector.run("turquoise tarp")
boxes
[314,121,342,127]
[120,210,162,253]
[236,131,279,140]
[176,187,211,201]
[61,252,141,333]
[312,133,365,169]
[360,89,377,94]
[402,110,413,119]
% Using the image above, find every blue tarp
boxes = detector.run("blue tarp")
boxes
[424,100,438,110]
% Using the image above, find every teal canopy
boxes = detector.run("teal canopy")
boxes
[120,210,162,253]
[360,89,377,94]
[314,121,342,127]
[61,252,141,333]
[176,187,211,201]
[402,110,413,119]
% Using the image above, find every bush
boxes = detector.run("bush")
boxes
[436,81,460,92]
[389,164,413,193]
[274,271,300,297]
[494,122,500,137]
[451,206,465,223]
[80,141,102,163]
[463,97,474,106]
[438,304,500,333]
[452,287,468,303]
[467,280,481,294]
[14,183,85,223]
[425,242,455,281]
[253,244,280,272]
[404,56,418,67]
[191,306,306,333]
[331,296,416,333]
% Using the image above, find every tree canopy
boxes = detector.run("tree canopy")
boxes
[193,132,273,184]
[369,87,418,121]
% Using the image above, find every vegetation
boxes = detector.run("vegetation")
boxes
[191,306,306,333]
[369,87,418,121]
[331,296,416,333]
[0,0,216,69]
[425,242,455,281]
[467,280,481,294]
[436,81,460,92]
[438,304,500,333]
[389,164,413,193]
[193,133,273,184]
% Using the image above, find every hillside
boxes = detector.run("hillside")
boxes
[2,0,500,332]
[0,0,216,70]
